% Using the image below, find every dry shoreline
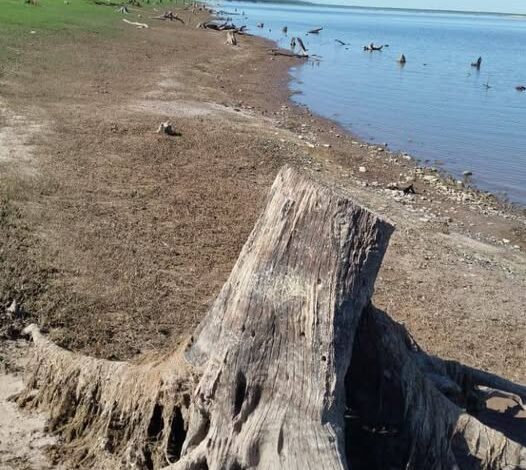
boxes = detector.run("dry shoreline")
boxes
[235,11,526,216]
[0,4,524,467]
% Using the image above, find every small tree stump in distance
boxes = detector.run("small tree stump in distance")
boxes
[157,121,176,135]
[226,30,237,46]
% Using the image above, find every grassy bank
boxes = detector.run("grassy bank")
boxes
[0,0,183,76]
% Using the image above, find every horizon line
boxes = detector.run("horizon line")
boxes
[305,2,526,16]
[223,0,526,16]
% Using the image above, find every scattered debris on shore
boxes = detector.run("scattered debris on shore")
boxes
[122,18,148,29]
[152,11,185,23]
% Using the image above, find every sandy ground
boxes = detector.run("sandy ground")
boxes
[0,342,56,470]
[0,5,524,468]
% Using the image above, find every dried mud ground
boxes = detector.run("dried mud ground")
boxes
[0,5,525,468]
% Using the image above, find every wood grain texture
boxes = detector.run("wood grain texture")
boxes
[174,166,394,469]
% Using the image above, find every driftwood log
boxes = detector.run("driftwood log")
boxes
[269,49,309,59]
[153,11,185,23]
[123,18,149,29]
[197,21,246,34]
[14,166,526,469]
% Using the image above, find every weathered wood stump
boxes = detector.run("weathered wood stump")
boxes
[15,166,526,469]
[174,166,392,469]
[226,30,237,46]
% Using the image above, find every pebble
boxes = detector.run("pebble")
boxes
[423,175,438,183]
[359,166,367,173]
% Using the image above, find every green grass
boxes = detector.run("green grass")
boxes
[0,0,122,75]
[0,0,122,35]
[0,0,181,78]
[0,0,184,33]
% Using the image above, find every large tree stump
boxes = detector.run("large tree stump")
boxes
[174,167,392,468]
[14,166,526,469]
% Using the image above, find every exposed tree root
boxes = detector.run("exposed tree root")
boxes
[15,325,196,469]
[347,306,526,470]
[14,167,526,469]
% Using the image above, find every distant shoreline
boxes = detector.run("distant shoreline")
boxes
[221,0,526,18]
[218,0,526,204]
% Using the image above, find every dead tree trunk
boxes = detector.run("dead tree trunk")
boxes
[173,166,393,469]
[14,166,526,469]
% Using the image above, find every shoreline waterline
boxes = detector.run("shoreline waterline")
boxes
[214,1,526,206]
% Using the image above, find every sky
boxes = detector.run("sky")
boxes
[323,1,526,14]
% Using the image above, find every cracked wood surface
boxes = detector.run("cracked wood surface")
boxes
[174,166,394,469]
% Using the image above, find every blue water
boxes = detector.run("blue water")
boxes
[215,2,526,203]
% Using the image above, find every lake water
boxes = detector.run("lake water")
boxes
[215,2,526,204]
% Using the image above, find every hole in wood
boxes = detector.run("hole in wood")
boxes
[147,404,164,440]
[233,371,247,417]
[166,407,186,463]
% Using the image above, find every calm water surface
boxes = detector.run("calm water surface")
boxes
[216,2,526,203]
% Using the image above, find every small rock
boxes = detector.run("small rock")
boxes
[157,121,176,136]
[6,300,18,315]
[359,166,366,173]
[502,238,510,244]
[423,175,438,183]
[463,170,473,177]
